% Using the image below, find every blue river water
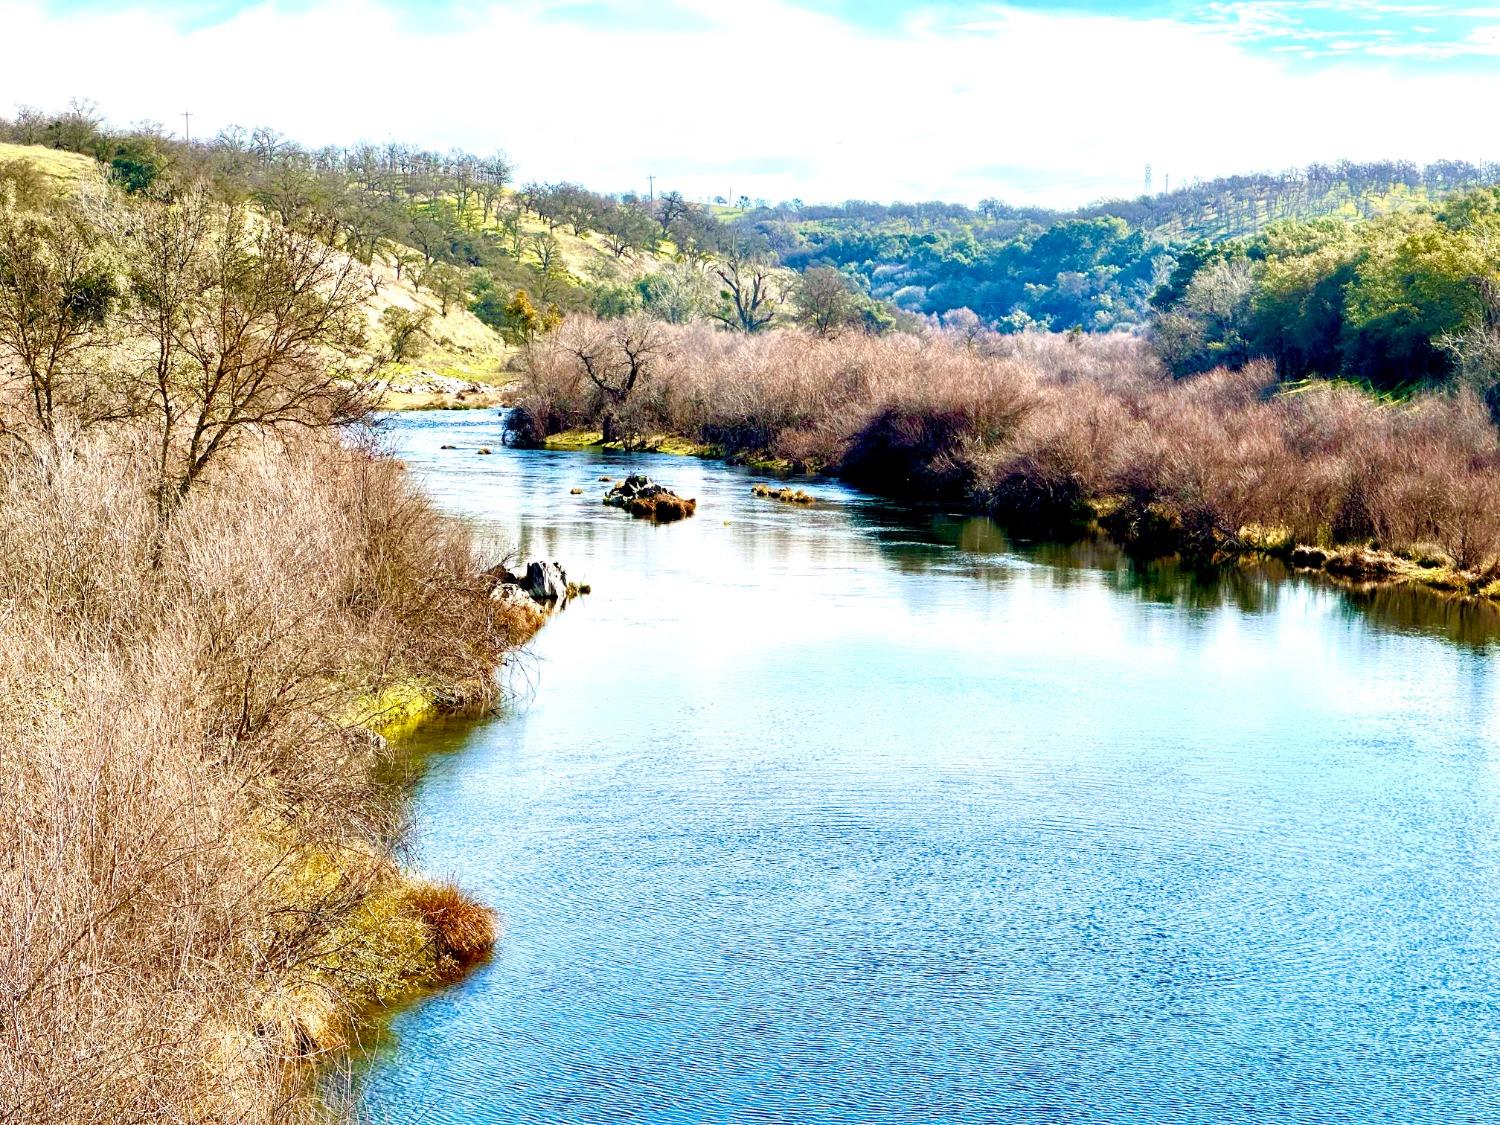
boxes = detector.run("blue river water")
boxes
[359,408,1500,1124]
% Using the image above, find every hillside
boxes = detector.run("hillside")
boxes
[736,159,1500,333]
[0,139,99,187]
[0,138,692,406]
[5,104,1497,344]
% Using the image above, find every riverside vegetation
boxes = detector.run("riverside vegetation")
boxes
[508,322,1500,595]
[0,140,539,1121]
[6,96,1500,1120]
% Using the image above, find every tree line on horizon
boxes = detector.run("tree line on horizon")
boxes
[4,99,1498,399]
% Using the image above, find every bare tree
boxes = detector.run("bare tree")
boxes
[116,190,369,526]
[712,250,779,333]
[594,201,653,259]
[0,194,118,441]
[793,267,858,337]
[563,316,667,446]
[655,190,689,236]
[477,152,514,223]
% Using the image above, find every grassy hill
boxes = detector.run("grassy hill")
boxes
[0,140,99,188]
[0,140,690,405]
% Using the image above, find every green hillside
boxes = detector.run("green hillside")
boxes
[736,160,1500,332]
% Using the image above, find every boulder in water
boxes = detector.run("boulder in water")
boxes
[484,560,586,606]
[523,560,571,601]
[603,474,697,522]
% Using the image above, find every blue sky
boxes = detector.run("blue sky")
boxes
[5,1,1499,205]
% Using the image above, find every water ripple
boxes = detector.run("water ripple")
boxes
[359,412,1500,1124]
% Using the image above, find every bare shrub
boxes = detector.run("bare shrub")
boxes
[522,320,1500,571]
[0,426,529,1124]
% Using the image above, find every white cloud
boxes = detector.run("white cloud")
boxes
[1,0,1497,207]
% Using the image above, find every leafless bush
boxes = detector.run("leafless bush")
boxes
[517,321,1500,570]
[0,426,530,1124]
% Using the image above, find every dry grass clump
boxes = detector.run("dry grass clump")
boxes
[516,323,1500,579]
[752,483,815,505]
[0,426,530,1124]
[626,493,697,521]
[404,880,501,973]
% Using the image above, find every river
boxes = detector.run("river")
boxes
[359,408,1500,1124]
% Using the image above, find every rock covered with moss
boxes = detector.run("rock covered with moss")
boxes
[603,474,697,522]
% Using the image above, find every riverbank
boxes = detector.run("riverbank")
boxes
[2,429,539,1123]
[530,425,1500,601]
[509,324,1500,605]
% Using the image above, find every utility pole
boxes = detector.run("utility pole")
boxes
[182,111,192,144]
[647,174,655,201]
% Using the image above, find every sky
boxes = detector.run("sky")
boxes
[3,0,1499,207]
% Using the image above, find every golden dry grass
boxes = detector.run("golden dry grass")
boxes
[405,880,500,972]
[0,140,101,186]
[0,427,534,1124]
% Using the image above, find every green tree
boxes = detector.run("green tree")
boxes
[379,306,433,363]
[1344,220,1495,384]
[1249,223,1360,376]
[426,263,466,317]
[108,136,166,195]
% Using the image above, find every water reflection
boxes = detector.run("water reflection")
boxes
[853,502,1500,649]
[358,411,1500,1125]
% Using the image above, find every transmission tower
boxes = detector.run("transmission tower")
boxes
[1144,163,1153,195]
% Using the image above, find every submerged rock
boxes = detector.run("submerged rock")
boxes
[603,474,697,522]
[752,483,815,505]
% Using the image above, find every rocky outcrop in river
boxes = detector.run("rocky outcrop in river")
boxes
[603,475,697,522]
[486,561,589,614]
